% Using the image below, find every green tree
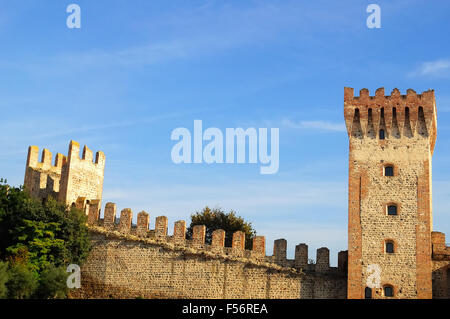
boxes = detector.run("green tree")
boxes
[0,180,91,298]
[34,264,68,299]
[186,206,256,250]
[6,263,38,299]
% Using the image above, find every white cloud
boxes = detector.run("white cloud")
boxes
[282,119,346,132]
[409,59,450,78]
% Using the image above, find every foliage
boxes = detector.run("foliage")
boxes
[186,206,256,250]
[0,180,91,298]
[5,263,38,299]
[34,264,68,299]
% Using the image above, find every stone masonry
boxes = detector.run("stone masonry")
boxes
[71,206,347,299]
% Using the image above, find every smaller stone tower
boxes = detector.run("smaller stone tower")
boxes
[24,140,105,214]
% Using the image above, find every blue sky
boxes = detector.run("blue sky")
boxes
[1,0,450,265]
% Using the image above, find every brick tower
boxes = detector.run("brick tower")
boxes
[344,87,437,299]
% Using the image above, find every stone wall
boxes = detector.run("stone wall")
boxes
[72,205,347,299]
[431,231,450,299]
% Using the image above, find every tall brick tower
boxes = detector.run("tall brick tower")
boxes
[344,87,437,299]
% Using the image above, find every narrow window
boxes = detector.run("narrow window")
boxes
[386,241,394,253]
[379,129,385,140]
[365,287,372,299]
[384,285,394,297]
[384,166,394,176]
[387,205,397,216]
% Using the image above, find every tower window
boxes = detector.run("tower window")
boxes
[387,205,397,216]
[384,166,394,176]
[364,287,372,299]
[386,241,395,253]
[379,129,385,140]
[383,285,394,297]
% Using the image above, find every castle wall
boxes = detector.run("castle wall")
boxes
[72,206,347,299]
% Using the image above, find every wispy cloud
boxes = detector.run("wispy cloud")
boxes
[282,119,346,132]
[409,59,450,78]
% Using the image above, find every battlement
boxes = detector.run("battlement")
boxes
[26,146,67,174]
[87,202,347,275]
[24,146,67,200]
[24,141,106,211]
[344,87,437,153]
[67,140,105,167]
[432,231,450,261]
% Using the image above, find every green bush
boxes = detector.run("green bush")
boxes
[0,180,91,298]
[35,264,68,299]
[186,206,257,250]
[6,263,38,299]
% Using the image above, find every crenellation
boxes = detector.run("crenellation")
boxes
[273,239,287,266]
[212,229,225,252]
[137,211,149,237]
[119,208,133,234]
[232,231,245,256]
[95,151,106,166]
[173,220,186,244]
[338,251,348,273]
[252,236,265,257]
[316,247,330,273]
[155,216,168,238]
[82,145,93,162]
[295,243,308,270]
[54,153,67,168]
[41,149,52,169]
[26,145,40,168]
[104,202,116,228]
[68,140,80,161]
[192,225,206,247]
[344,87,437,149]
[87,200,100,225]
